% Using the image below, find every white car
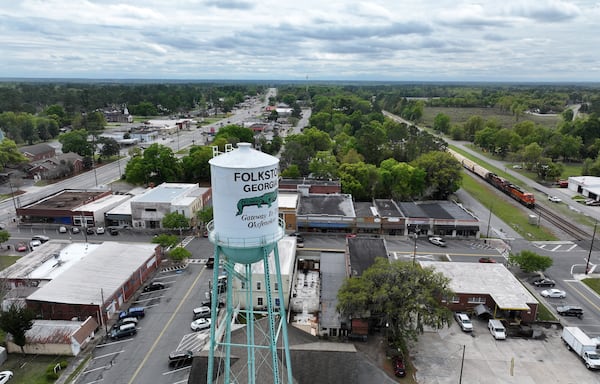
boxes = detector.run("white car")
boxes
[541,288,566,298]
[0,370,13,384]
[96,227,105,234]
[548,195,562,203]
[428,236,446,247]
[454,312,473,332]
[190,318,211,332]
[29,239,42,249]
[59,226,67,233]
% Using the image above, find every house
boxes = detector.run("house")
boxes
[5,317,98,356]
[27,152,84,180]
[102,108,133,123]
[19,143,56,161]
[130,183,210,229]
[420,261,539,323]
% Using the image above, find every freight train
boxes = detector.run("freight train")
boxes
[449,149,535,208]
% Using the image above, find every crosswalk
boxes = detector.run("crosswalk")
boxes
[532,241,580,252]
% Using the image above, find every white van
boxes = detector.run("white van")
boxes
[488,319,506,340]
[193,306,211,320]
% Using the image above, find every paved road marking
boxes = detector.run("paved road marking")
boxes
[93,350,124,360]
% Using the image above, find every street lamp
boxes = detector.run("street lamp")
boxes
[586,220,597,274]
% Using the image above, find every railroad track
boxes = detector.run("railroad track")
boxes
[534,205,591,241]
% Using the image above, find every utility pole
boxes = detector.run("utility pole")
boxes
[412,225,419,266]
[486,203,493,238]
[586,220,597,274]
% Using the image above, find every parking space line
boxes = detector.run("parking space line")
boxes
[96,338,134,348]
[94,350,124,360]
[161,366,191,376]
[134,296,164,303]
[82,379,104,384]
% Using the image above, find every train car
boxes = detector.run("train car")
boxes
[448,149,535,208]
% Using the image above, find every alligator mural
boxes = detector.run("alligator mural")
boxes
[236,190,277,215]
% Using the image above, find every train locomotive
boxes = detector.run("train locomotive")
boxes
[449,149,535,208]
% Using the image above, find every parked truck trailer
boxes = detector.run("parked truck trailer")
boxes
[562,327,600,369]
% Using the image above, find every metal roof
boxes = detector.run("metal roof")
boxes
[420,261,538,310]
[234,236,296,276]
[297,194,355,217]
[320,252,346,328]
[134,183,199,203]
[27,242,158,305]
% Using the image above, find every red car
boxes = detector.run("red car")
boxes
[392,355,406,377]
[16,242,27,252]
[479,257,496,263]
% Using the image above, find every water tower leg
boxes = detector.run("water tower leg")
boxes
[272,245,294,384]
[207,246,221,383]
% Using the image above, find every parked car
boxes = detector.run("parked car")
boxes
[428,236,446,247]
[16,242,27,252]
[190,318,211,332]
[0,371,13,384]
[454,312,473,332]
[532,278,556,287]
[58,226,67,233]
[557,305,584,318]
[548,195,562,203]
[115,317,139,328]
[119,307,145,319]
[86,227,95,235]
[541,288,566,298]
[96,227,105,234]
[29,239,42,249]
[110,323,137,340]
[31,235,50,243]
[169,350,194,368]
[71,227,80,234]
[478,257,496,263]
[193,306,211,319]
[143,282,165,292]
[392,355,406,377]
[109,227,119,236]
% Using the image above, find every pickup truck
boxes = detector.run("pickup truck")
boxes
[562,327,600,369]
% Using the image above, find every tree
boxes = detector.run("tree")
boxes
[124,144,182,185]
[337,258,454,344]
[215,125,254,144]
[281,164,301,178]
[162,212,190,235]
[196,206,213,228]
[0,139,28,171]
[58,129,94,157]
[433,113,451,133]
[508,250,553,273]
[169,246,191,261]
[0,302,35,352]
[151,234,179,248]
[181,146,212,183]
[97,137,120,159]
[0,230,10,249]
[309,151,339,179]
[410,151,462,200]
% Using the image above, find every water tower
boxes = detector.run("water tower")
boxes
[206,143,293,384]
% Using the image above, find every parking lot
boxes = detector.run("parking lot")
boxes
[412,319,600,383]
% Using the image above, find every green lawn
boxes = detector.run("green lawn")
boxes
[459,174,556,241]
[1,354,73,384]
[582,277,600,294]
[422,106,560,130]
[0,255,19,270]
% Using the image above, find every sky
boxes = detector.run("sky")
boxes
[0,0,599,82]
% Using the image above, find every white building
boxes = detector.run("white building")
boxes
[130,183,209,229]
[230,236,297,310]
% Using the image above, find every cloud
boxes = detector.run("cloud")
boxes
[0,0,597,81]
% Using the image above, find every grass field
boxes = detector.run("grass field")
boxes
[422,106,560,130]
[0,255,19,269]
[1,354,73,384]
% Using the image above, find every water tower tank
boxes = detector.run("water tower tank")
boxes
[208,143,283,264]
